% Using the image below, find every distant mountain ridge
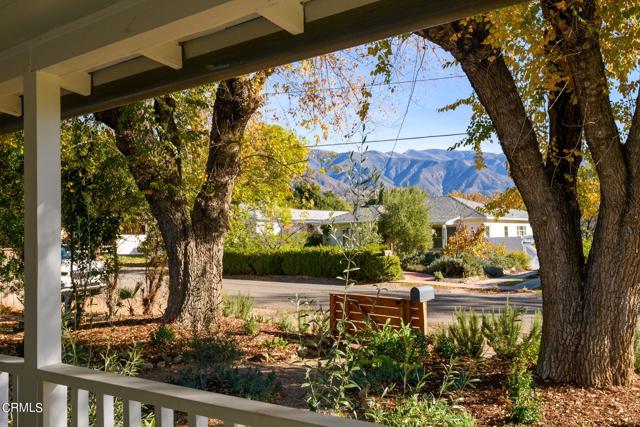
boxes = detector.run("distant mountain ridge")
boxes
[307,148,512,196]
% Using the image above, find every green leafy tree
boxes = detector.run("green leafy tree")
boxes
[0,134,24,299]
[0,123,143,309]
[378,187,432,256]
[418,0,640,386]
[291,182,351,211]
[61,119,145,322]
[94,77,272,332]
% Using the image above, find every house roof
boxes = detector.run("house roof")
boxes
[249,207,349,225]
[289,208,349,224]
[326,206,382,225]
[429,196,529,224]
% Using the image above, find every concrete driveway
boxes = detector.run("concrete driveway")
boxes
[222,276,543,326]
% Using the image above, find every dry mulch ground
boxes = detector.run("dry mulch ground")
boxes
[1,307,639,426]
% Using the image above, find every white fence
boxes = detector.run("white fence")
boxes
[0,355,373,427]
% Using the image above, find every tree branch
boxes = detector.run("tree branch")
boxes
[191,74,269,235]
[417,23,552,212]
[417,17,586,283]
[541,0,627,207]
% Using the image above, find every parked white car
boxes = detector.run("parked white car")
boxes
[61,247,107,293]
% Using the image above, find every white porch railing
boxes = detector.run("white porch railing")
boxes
[0,355,374,427]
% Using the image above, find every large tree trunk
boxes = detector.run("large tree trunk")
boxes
[96,75,268,333]
[418,2,640,386]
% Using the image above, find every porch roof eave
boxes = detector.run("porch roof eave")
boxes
[0,0,527,135]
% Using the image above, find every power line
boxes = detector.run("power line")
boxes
[265,75,465,95]
[384,44,428,168]
[305,132,467,148]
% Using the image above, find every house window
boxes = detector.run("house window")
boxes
[517,225,526,236]
[504,226,509,237]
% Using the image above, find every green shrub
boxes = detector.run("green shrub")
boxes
[484,254,517,270]
[176,366,282,402]
[400,250,439,269]
[483,265,505,278]
[223,245,403,282]
[433,271,444,281]
[507,251,531,270]
[274,312,294,333]
[449,309,484,358]
[482,305,525,359]
[506,358,541,424]
[150,324,175,348]
[355,323,429,390]
[426,254,483,278]
[264,337,289,350]
[519,313,542,363]
[433,327,456,358]
[366,395,475,427]
[244,316,259,336]
[222,293,254,320]
[184,337,242,368]
[482,306,542,361]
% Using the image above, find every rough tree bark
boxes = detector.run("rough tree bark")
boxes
[95,74,269,332]
[418,0,640,386]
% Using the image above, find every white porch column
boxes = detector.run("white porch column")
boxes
[441,225,448,248]
[21,70,66,427]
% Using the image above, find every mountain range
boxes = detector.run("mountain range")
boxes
[307,149,512,196]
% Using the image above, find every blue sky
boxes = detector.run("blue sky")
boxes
[262,44,504,155]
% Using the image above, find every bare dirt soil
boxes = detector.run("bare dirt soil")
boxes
[1,307,638,426]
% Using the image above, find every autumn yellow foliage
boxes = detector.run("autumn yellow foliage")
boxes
[442,224,490,257]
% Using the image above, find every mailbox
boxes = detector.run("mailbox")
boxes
[410,286,435,302]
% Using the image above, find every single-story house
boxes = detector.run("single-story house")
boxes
[248,207,349,235]
[323,197,534,251]
[429,196,532,249]
[321,206,382,245]
[246,197,534,252]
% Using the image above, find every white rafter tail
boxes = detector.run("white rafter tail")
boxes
[60,72,92,96]
[140,42,183,70]
[0,94,22,117]
[259,0,304,35]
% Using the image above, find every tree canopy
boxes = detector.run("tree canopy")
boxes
[290,182,351,211]
[378,186,432,256]
[418,0,640,386]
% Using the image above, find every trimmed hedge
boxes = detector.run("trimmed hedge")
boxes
[223,245,403,282]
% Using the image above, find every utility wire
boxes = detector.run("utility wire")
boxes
[305,132,467,148]
[265,75,464,95]
[383,43,428,169]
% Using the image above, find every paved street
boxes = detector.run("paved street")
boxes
[118,268,542,326]
[222,276,543,326]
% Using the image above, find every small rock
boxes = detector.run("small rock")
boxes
[173,356,183,364]
[142,362,154,370]
[248,353,269,362]
[156,361,166,368]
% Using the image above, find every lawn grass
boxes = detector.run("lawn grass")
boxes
[119,254,148,267]
[499,279,526,287]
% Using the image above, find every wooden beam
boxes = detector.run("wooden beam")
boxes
[140,42,183,70]
[259,0,304,35]
[60,72,92,96]
[0,95,22,117]
[0,77,23,98]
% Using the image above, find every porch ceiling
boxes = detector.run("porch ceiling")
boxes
[0,0,526,135]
